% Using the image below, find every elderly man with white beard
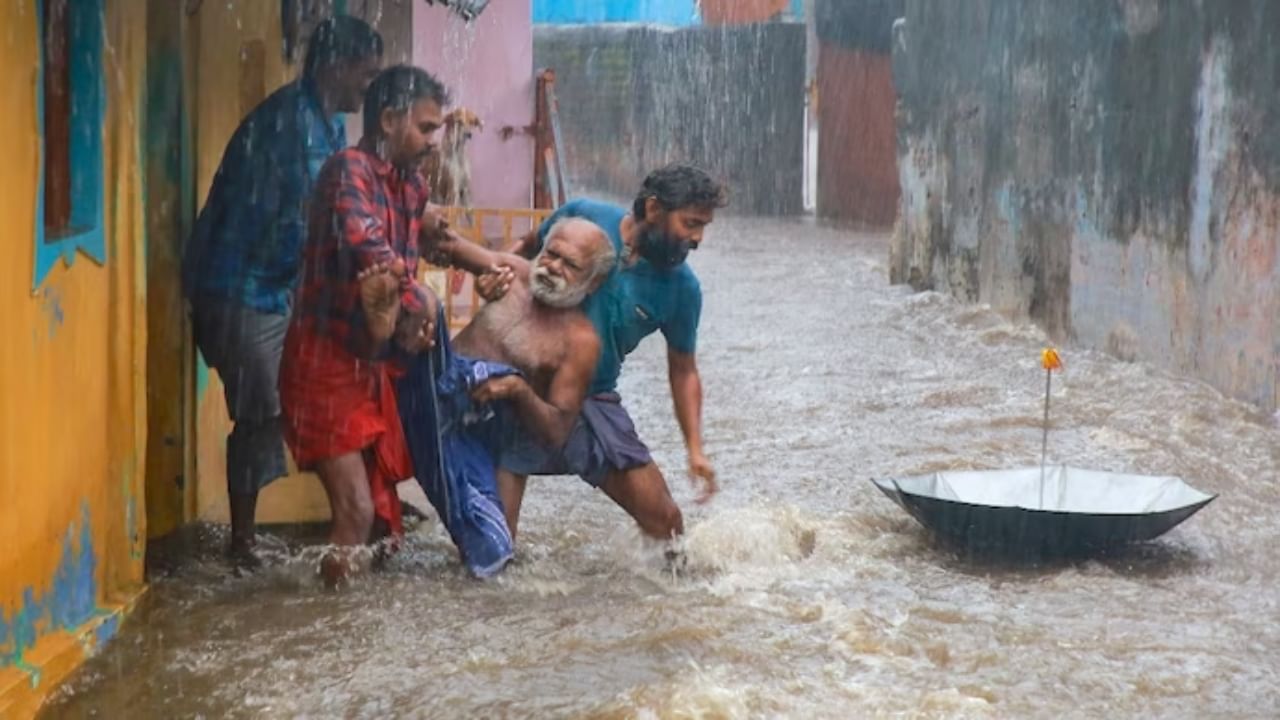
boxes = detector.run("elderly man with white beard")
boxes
[379,216,614,576]
[430,217,616,450]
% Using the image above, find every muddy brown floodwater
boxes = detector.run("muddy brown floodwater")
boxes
[43,217,1280,718]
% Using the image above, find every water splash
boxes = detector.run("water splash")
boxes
[42,219,1280,718]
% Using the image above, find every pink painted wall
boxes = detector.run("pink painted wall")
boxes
[413,1,534,209]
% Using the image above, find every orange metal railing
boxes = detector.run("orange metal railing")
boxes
[420,206,552,329]
[418,70,562,330]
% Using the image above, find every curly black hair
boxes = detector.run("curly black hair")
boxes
[632,164,729,220]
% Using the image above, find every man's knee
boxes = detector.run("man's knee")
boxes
[317,455,375,532]
[647,499,684,540]
[497,470,527,494]
[331,488,374,528]
[604,464,685,540]
[227,418,287,492]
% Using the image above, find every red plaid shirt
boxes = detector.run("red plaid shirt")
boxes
[293,146,430,359]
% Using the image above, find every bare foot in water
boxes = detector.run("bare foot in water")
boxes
[358,259,406,343]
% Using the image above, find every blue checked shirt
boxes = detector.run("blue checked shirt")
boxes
[182,79,347,315]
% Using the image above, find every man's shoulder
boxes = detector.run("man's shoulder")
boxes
[566,307,601,334]
[559,198,625,225]
[329,146,370,165]
[237,82,302,134]
[660,265,701,326]
[564,310,603,354]
[567,197,623,213]
[673,263,701,291]
[647,263,700,297]
[318,147,373,180]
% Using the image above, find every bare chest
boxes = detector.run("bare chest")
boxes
[455,291,567,387]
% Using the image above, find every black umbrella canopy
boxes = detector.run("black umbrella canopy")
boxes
[873,465,1216,559]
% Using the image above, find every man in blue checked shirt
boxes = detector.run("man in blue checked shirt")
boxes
[182,16,383,565]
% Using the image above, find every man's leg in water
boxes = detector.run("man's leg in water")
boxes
[497,469,529,539]
[599,461,684,541]
[193,299,289,566]
[497,464,682,544]
[314,450,376,585]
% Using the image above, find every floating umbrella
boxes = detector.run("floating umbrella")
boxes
[873,349,1216,558]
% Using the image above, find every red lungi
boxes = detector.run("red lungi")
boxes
[279,330,411,538]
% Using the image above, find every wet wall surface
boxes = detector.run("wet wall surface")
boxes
[892,0,1280,410]
[534,23,805,215]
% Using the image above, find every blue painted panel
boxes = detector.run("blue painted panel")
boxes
[533,0,698,26]
[33,0,107,291]
[0,504,100,670]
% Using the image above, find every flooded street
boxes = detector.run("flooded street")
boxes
[44,217,1280,718]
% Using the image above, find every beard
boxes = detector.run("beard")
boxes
[530,265,589,308]
[636,224,691,270]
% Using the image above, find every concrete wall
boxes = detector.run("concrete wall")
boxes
[815,0,902,226]
[0,1,148,714]
[534,23,806,215]
[892,0,1280,410]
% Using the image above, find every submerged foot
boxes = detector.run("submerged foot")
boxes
[358,259,406,343]
[400,498,430,524]
[226,537,262,574]
[664,548,689,578]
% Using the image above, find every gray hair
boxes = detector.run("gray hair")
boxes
[544,217,616,281]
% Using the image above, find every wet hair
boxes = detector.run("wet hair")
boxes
[303,16,384,80]
[545,217,617,280]
[362,65,451,135]
[632,163,729,220]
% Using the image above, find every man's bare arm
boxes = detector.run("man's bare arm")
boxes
[471,323,600,447]
[669,348,718,503]
[423,224,530,277]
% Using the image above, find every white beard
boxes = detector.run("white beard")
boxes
[530,266,588,308]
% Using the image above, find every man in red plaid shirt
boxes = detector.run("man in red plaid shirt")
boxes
[280,65,448,584]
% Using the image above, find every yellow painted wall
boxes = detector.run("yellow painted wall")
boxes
[191,0,333,525]
[0,0,148,715]
[189,1,416,526]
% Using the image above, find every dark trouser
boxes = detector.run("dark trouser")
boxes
[192,297,290,497]
[498,393,653,485]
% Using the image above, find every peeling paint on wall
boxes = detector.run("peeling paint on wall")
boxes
[1,0,149,710]
[0,505,100,672]
[39,287,65,337]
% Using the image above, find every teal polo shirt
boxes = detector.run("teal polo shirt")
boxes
[535,198,702,394]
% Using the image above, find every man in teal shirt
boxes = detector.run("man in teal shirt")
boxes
[493,164,728,546]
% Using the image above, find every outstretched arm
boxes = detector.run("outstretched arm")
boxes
[669,348,717,503]
[434,231,524,277]
[420,213,530,280]
[472,324,601,447]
